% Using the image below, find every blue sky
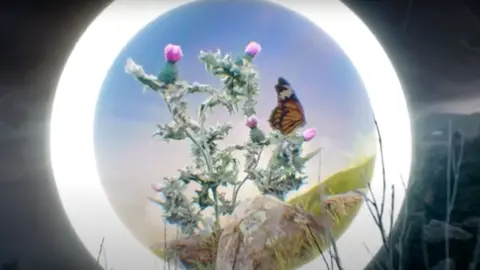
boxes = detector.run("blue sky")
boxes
[93,0,376,251]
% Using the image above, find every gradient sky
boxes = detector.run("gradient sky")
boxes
[93,0,376,265]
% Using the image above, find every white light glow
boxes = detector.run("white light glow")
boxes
[50,0,411,269]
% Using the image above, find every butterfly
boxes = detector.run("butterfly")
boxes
[268,77,306,135]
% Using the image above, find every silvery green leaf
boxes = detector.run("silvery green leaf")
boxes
[182,82,217,94]
[222,58,233,70]
[170,101,189,118]
[242,98,257,117]
[164,88,185,104]
[125,59,165,91]
[302,148,322,162]
[198,50,221,69]
[230,66,241,76]
[207,123,232,139]
[153,122,187,141]
[266,130,284,143]
[200,92,234,114]
[187,119,201,133]
[178,168,208,184]
[193,185,214,210]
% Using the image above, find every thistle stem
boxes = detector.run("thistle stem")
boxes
[153,82,218,229]
[211,188,221,230]
[231,147,263,207]
[197,109,219,228]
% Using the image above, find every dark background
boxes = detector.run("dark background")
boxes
[2,0,480,269]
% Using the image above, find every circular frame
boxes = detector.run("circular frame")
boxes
[50,0,411,269]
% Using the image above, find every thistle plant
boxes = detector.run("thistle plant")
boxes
[125,41,320,237]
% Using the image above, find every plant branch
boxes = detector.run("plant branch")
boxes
[445,121,464,263]
[231,147,263,207]
[389,185,395,236]
[95,237,105,267]
[196,108,220,228]
[326,229,343,270]
[359,117,392,269]
[445,120,452,262]
[306,224,330,270]
[397,175,409,270]
[374,118,387,222]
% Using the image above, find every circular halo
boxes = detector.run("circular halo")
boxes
[50,0,411,269]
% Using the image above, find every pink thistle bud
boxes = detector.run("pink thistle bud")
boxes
[151,182,164,192]
[244,41,261,58]
[164,44,183,63]
[303,128,317,142]
[246,115,259,128]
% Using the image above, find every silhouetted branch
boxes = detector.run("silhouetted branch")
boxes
[326,229,343,270]
[306,224,331,270]
[445,120,464,263]
[356,117,395,269]
[95,237,106,266]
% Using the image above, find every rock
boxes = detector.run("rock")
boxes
[215,195,332,270]
[423,219,473,243]
[152,231,220,269]
[151,190,361,269]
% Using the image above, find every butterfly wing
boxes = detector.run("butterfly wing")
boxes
[268,105,282,130]
[268,78,306,135]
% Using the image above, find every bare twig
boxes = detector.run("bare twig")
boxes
[363,242,373,257]
[445,120,464,266]
[359,117,393,269]
[403,0,415,31]
[388,185,396,268]
[102,242,109,270]
[389,185,395,234]
[445,120,452,262]
[316,184,342,269]
[306,224,331,270]
[449,129,463,213]
[363,241,386,270]
[397,175,410,270]
[421,215,430,269]
[468,225,480,270]
[95,237,105,266]
[328,248,334,270]
[374,118,388,223]
[326,229,343,270]
[363,183,389,251]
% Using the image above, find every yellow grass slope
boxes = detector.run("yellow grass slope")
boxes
[288,155,375,236]
[281,155,376,268]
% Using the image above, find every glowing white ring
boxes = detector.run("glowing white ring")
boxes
[50,0,411,269]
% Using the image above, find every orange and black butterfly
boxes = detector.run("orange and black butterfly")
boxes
[268,77,306,135]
